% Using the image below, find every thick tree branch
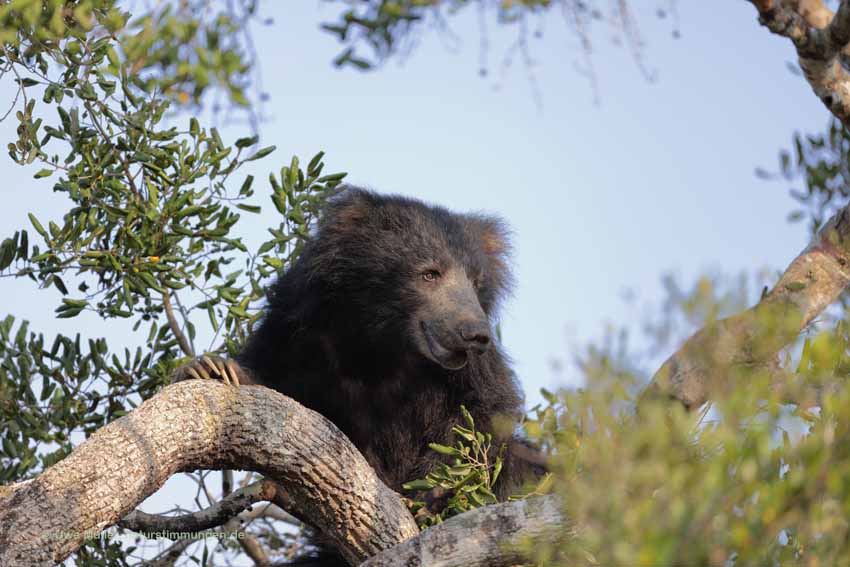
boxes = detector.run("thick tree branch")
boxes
[643,202,850,410]
[751,0,850,125]
[361,494,567,567]
[785,0,834,28]
[0,380,418,567]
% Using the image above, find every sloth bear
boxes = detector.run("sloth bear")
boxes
[179,188,542,564]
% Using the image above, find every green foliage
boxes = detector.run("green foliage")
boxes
[516,356,850,566]
[508,266,850,566]
[403,405,509,527]
[320,0,560,70]
[0,1,344,564]
[775,118,850,235]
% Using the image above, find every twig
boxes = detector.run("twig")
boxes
[162,290,195,357]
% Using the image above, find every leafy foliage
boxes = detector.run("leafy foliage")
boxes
[516,338,850,566]
[319,0,659,72]
[775,118,850,235]
[402,405,509,527]
[0,1,345,564]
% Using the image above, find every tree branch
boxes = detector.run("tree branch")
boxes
[642,202,850,410]
[162,290,195,357]
[0,380,418,567]
[750,0,850,125]
[361,495,567,567]
[121,476,303,566]
[119,479,282,534]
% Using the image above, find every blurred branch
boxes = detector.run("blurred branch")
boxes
[643,202,850,409]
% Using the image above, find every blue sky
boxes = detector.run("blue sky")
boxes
[0,2,830,408]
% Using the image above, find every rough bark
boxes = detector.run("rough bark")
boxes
[750,0,850,126]
[642,202,850,410]
[361,495,566,567]
[0,380,418,567]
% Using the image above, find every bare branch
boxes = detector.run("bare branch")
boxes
[120,479,281,533]
[141,538,193,567]
[643,202,850,410]
[162,291,195,357]
[122,476,302,565]
[0,381,418,566]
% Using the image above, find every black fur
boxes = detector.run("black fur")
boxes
[236,188,540,565]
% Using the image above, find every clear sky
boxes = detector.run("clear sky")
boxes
[0,0,835,533]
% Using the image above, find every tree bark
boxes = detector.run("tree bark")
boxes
[0,380,418,567]
[750,0,850,126]
[361,495,567,567]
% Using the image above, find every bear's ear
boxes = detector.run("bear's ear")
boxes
[465,215,511,259]
[464,214,514,310]
[320,187,376,234]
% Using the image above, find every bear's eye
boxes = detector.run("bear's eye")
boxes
[422,269,441,282]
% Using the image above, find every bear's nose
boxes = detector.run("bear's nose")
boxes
[458,321,491,353]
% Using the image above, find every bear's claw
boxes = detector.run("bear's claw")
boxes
[174,355,246,387]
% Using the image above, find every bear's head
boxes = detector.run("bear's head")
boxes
[307,188,513,370]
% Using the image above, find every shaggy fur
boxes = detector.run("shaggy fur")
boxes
[235,188,539,565]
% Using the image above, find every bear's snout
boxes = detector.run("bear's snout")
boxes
[457,320,491,353]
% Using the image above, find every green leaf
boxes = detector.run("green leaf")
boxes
[239,175,255,196]
[262,256,283,268]
[247,146,276,161]
[77,82,98,101]
[428,443,460,456]
[228,306,250,318]
[236,203,261,214]
[308,151,325,174]
[235,135,259,148]
[33,169,53,179]
[28,213,47,237]
[317,172,347,183]
[52,276,68,295]
[0,240,15,270]
[402,479,434,491]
